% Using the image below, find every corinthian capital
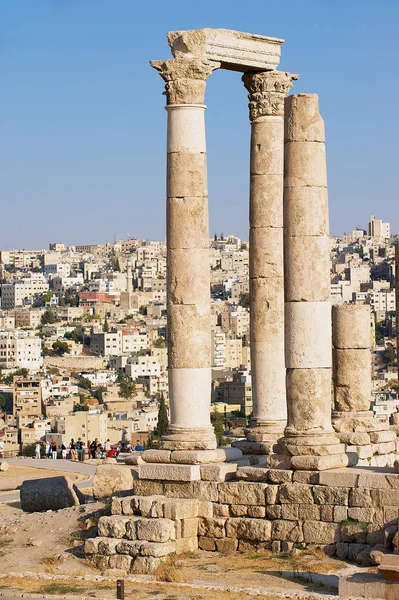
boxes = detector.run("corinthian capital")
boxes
[242,71,297,120]
[150,58,218,105]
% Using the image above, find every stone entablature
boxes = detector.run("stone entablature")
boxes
[167,28,283,72]
[85,467,399,573]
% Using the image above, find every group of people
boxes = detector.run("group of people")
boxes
[34,438,144,461]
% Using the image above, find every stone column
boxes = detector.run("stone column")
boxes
[282,93,347,471]
[149,58,217,452]
[396,244,399,384]
[332,304,394,443]
[242,71,293,448]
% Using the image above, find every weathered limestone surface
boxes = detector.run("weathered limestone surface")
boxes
[243,71,293,446]
[282,94,344,470]
[92,465,134,500]
[20,476,84,512]
[151,57,217,452]
[167,28,283,72]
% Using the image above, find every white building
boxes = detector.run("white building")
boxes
[369,215,390,240]
[1,275,49,309]
[44,263,71,278]
[0,331,43,371]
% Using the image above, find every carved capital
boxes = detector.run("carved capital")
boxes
[150,58,218,105]
[242,71,297,120]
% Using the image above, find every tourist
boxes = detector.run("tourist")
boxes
[104,439,112,453]
[135,440,143,452]
[61,442,67,459]
[126,441,133,453]
[89,439,98,457]
[87,440,92,459]
[115,441,122,457]
[69,439,76,461]
[45,441,51,459]
[76,438,84,462]
[35,442,41,459]
[0,439,4,459]
[51,441,57,459]
[107,447,116,458]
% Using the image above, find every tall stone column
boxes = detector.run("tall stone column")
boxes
[242,71,294,447]
[149,58,217,451]
[282,93,347,470]
[396,244,399,384]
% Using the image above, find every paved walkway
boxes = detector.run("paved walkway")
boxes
[0,457,96,504]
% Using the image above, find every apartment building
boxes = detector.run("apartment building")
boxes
[1,275,49,309]
[90,329,123,356]
[12,377,43,424]
[0,331,43,370]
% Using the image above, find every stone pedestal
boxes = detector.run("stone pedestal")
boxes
[150,58,218,453]
[281,94,346,471]
[241,71,294,448]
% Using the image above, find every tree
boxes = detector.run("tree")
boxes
[41,309,57,325]
[382,343,396,367]
[139,306,147,316]
[118,376,136,399]
[73,403,89,412]
[103,317,109,333]
[375,321,385,342]
[156,394,169,437]
[3,368,29,385]
[153,337,166,348]
[92,386,106,403]
[52,340,70,355]
[211,408,228,446]
[77,377,92,390]
[238,292,250,309]
[0,394,6,411]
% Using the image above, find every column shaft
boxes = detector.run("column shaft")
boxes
[282,93,346,470]
[242,71,293,445]
[150,58,217,451]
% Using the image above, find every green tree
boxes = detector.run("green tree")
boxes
[238,292,250,309]
[92,386,106,403]
[119,376,136,399]
[0,394,6,411]
[156,394,169,437]
[41,309,57,325]
[103,317,109,333]
[3,368,29,385]
[73,403,89,412]
[375,321,385,342]
[52,340,70,355]
[382,343,396,367]
[153,337,166,348]
[77,377,92,390]
[139,306,147,316]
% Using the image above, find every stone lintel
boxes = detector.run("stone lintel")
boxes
[167,28,283,72]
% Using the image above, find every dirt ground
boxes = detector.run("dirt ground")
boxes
[0,464,89,492]
[0,498,349,599]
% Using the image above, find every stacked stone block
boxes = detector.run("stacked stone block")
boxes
[86,470,399,572]
[332,304,398,467]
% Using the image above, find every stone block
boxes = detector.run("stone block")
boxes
[199,536,216,551]
[140,541,177,557]
[136,518,175,543]
[236,466,269,481]
[349,488,372,507]
[92,465,134,500]
[249,227,283,279]
[268,469,293,483]
[299,504,320,521]
[20,475,84,512]
[320,506,334,522]
[278,483,314,504]
[213,503,230,517]
[131,556,162,574]
[347,507,374,522]
[139,463,201,481]
[285,94,325,143]
[335,542,349,560]
[115,540,144,556]
[271,520,303,543]
[285,305,331,368]
[266,505,282,519]
[179,518,199,538]
[167,307,210,369]
[303,521,341,545]
[341,522,367,543]
[332,304,371,349]
[200,463,238,481]
[357,471,391,490]
[198,500,213,518]
[163,498,199,520]
[265,485,279,504]
[198,517,226,538]
[230,504,248,517]
[97,538,120,555]
[369,430,397,444]
[371,489,399,507]
[318,468,359,488]
[226,518,271,541]
[281,504,299,520]
[290,454,348,471]
[312,486,349,506]
[175,536,198,554]
[111,497,123,515]
[89,554,110,571]
[284,139,327,189]
[247,506,266,518]
[292,471,320,484]
[133,480,164,496]
[98,516,135,539]
[219,481,267,505]
[250,174,283,228]
[167,196,208,249]
[338,432,371,445]
[333,506,348,523]
[163,480,218,501]
[283,187,328,237]
[108,554,133,572]
[374,441,396,455]
[216,538,238,553]
[141,449,171,463]
[284,237,330,302]
[131,496,164,518]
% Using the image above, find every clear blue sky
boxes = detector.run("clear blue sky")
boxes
[1,0,398,249]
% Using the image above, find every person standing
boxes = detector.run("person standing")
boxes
[76,438,84,462]
[51,441,57,459]
[61,442,67,459]
[104,439,112,453]
[35,442,41,459]
[70,439,76,461]
[45,441,51,459]
[0,439,4,459]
